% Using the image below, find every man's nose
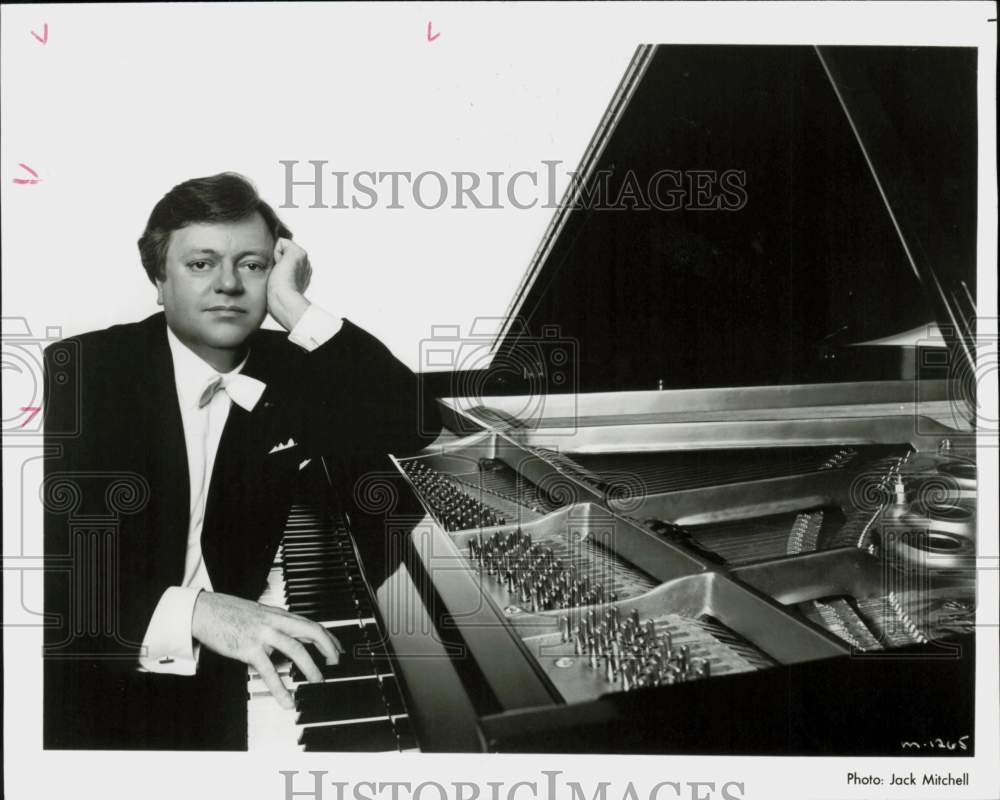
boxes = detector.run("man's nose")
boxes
[213,262,244,294]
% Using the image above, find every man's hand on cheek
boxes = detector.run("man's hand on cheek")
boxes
[191,590,343,709]
[267,237,313,331]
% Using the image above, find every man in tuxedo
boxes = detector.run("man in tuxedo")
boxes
[43,172,440,749]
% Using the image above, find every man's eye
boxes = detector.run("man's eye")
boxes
[242,262,268,272]
[188,261,212,271]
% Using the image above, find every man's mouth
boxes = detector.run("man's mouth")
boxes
[205,306,247,314]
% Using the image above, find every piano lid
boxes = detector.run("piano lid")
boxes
[478,45,977,395]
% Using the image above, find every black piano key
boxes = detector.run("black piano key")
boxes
[282,525,347,533]
[289,598,372,619]
[291,655,379,683]
[392,716,416,750]
[284,560,356,571]
[283,559,356,569]
[282,554,355,565]
[299,718,399,752]
[284,565,357,576]
[293,640,391,683]
[285,588,363,607]
[285,584,361,600]
[285,517,334,536]
[282,545,356,557]
[379,676,405,715]
[282,554,355,566]
[286,592,361,608]
[284,581,361,596]
[284,573,361,587]
[285,565,357,576]
[287,605,355,620]
[332,623,386,653]
[295,678,392,724]
[285,578,359,592]
[283,565,357,579]
[286,595,362,612]
[282,544,352,552]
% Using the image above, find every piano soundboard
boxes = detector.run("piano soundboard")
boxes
[249,503,417,752]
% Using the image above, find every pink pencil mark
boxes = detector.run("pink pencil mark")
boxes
[12,163,41,185]
[19,407,42,427]
[31,23,48,44]
[426,21,440,42]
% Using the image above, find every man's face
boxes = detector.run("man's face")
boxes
[157,213,273,358]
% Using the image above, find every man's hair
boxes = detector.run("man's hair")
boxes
[137,172,292,284]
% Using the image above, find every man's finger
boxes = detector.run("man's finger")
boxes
[250,650,295,710]
[269,630,323,683]
[276,614,342,664]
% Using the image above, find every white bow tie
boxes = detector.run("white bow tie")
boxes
[198,373,267,412]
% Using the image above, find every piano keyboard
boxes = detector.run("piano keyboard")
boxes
[248,503,417,752]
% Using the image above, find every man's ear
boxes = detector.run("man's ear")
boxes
[154,277,165,306]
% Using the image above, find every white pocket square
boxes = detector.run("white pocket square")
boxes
[298,458,312,471]
[268,438,298,454]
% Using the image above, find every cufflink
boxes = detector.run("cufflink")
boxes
[158,656,175,665]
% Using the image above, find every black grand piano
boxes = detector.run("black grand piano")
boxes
[255,44,979,755]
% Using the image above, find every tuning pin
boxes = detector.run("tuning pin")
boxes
[624,624,636,646]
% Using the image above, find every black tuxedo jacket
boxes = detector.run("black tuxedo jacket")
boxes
[43,312,440,749]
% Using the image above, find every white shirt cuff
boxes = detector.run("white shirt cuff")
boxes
[287,304,343,352]
[138,586,203,676]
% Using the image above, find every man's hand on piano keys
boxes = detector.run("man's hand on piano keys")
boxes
[192,591,343,709]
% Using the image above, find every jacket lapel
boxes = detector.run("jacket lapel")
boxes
[140,314,191,585]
